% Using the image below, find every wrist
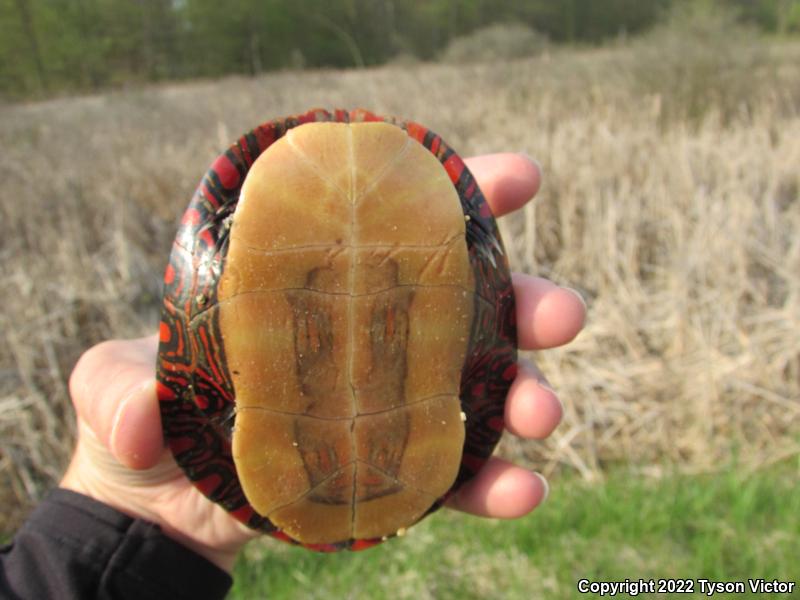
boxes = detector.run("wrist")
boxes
[155,524,240,572]
[61,459,242,573]
[61,429,247,573]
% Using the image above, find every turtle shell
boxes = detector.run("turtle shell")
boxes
[156,108,516,552]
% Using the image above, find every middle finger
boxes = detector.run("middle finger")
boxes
[513,273,585,350]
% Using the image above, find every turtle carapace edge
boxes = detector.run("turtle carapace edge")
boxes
[156,109,516,552]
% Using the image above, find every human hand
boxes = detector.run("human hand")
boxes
[445,153,584,516]
[60,335,256,573]
[60,153,584,572]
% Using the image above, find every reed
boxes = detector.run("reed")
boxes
[1,32,798,534]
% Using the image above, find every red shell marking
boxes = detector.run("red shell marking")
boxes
[156,108,517,551]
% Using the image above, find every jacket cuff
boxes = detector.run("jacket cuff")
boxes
[12,488,233,599]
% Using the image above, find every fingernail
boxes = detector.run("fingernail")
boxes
[537,378,556,395]
[564,287,587,311]
[534,472,550,505]
[521,153,542,173]
[110,380,153,464]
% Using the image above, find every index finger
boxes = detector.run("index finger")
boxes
[465,153,541,217]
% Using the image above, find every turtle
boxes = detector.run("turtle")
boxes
[156,108,517,552]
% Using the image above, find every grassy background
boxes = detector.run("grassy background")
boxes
[231,464,800,598]
[1,13,799,595]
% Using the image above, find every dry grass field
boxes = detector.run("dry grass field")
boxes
[1,29,799,536]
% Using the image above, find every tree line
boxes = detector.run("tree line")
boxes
[2,0,798,99]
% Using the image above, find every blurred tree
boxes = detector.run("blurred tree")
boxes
[1,0,796,99]
[2,0,48,94]
[723,0,800,32]
[15,0,47,89]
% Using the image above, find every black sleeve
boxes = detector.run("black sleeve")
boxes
[0,489,233,600]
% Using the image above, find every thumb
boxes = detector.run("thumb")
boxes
[69,335,164,469]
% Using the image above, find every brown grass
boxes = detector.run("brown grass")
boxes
[1,36,799,534]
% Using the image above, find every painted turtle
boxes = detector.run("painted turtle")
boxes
[156,108,516,551]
